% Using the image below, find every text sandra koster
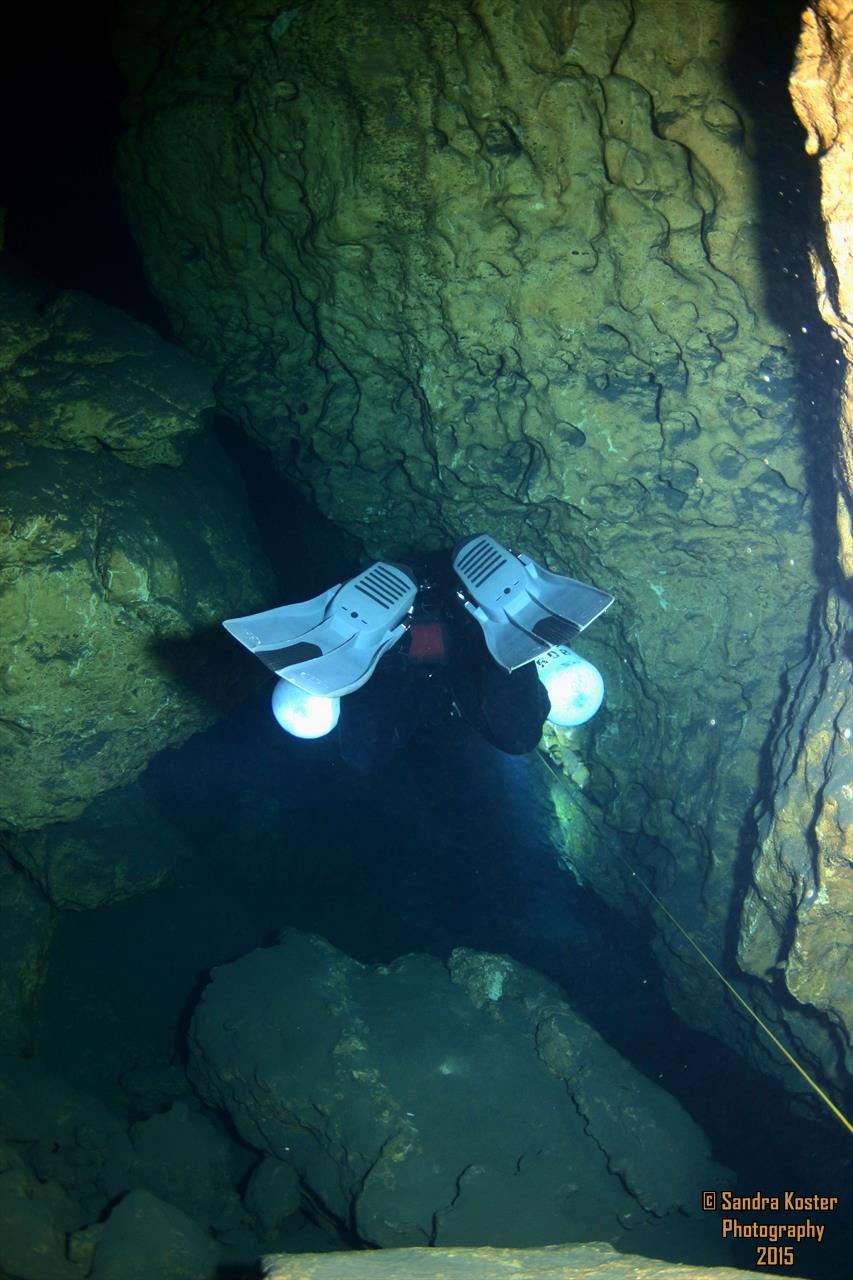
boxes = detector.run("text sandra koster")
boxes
[721,1192,840,1212]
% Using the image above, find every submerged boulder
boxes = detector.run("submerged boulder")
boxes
[0,1057,125,1210]
[0,1057,233,1279]
[85,1188,219,1280]
[3,778,187,910]
[98,1101,242,1233]
[0,1141,82,1280]
[188,930,730,1256]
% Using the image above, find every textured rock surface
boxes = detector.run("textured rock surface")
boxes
[0,287,213,467]
[0,281,275,830]
[112,0,842,1097]
[0,855,55,1051]
[0,1139,82,1280]
[790,0,853,559]
[733,1,853,1090]
[738,593,853,1081]
[0,1055,126,1270]
[3,778,187,910]
[98,1100,243,1232]
[263,1242,789,1280]
[0,1057,233,1280]
[87,1188,219,1280]
[189,930,729,1256]
[244,1156,301,1240]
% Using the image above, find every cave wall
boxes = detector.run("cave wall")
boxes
[111,0,848,1101]
[0,273,276,1044]
[789,0,853,562]
[0,283,275,833]
[735,0,853,1087]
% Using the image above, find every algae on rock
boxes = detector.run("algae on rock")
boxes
[0,282,274,830]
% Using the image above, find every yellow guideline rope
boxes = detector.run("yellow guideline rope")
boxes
[537,749,853,1136]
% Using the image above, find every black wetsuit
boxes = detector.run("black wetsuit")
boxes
[337,576,550,772]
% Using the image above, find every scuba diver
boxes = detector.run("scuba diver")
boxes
[223,534,614,771]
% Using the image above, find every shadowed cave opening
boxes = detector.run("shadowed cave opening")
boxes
[1,2,851,1278]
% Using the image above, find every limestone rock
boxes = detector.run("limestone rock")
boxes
[0,1056,125,1231]
[1,412,274,831]
[0,283,213,467]
[99,1101,242,1232]
[0,853,54,1050]
[726,0,853,1104]
[116,1063,191,1117]
[87,1188,219,1280]
[790,4,853,349]
[262,1241,790,1280]
[789,0,853,564]
[243,1157,301,1238]
[449,949,728,1222]
[4,779,187,909]
[739,574,853,1091]
[0,1141,82,1280]
[0,1057,239,1278]
[188,930,730,1254]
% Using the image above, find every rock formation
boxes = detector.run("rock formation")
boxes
[189,930,730,1257]
[0,858,54,1053]
[111,0,850,1107]
[262,1241,795,1280]
[737,0,853,1094]
[0,1056,241,1280]
[0,283,275,831]
[789,0,853,556]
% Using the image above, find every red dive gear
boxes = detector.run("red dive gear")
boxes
[405,620,449,662]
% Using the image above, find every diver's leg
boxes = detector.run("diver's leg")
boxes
[451,652,550,754]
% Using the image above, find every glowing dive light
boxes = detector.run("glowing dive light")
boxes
[271,677,341,739]
[535,646,605,727]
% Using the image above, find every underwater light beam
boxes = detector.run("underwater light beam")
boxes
[271,677,341,739]
[536,646,605,727]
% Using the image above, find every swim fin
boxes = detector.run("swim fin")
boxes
[223,562,418,697]
[452,534,613,671]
